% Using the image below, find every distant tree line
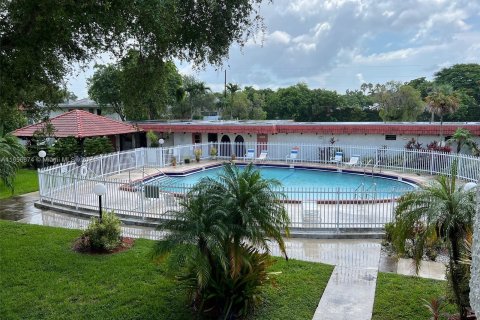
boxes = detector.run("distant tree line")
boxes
[87,63,480,123]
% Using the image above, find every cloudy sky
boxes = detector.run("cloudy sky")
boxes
[67,0,480,98]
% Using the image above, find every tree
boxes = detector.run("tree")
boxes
[434,64,480,122]
[0,106,27,136]
[392,172,476,319]
[226,83,241,119]
[264,83,311,120]
[88,64,126,121]
[447,128,479,155]
[373,81,424,122]
[154,163,289,318]
[183,76,211,119]
[1,0,265,119]
[0,134,25,193]
[426,84,460,138]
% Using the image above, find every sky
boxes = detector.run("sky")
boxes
[67,0,480,99]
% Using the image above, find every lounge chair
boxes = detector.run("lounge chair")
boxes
[331,151,343,165]
[256,150,268,162]
[244,148,255,161]
[344,155,360,167]
[286,148,299,163]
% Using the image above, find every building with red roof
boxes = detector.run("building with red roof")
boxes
[137,120,480,152]
[13,109,144,150]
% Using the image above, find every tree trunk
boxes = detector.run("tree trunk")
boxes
[449,230,469,320]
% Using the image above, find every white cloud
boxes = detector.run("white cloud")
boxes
[67,0,480,98]
[268,30,292,45]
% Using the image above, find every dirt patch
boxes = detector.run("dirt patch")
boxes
[73,237,134,254]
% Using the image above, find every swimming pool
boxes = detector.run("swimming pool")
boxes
[145,165,416,201]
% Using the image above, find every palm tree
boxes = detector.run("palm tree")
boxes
[195,163,290,264]
[392,170,476,319]
[185,81,211,119]
[425,84,460,139]
[154,188,229,291]
[0,134,25,192]
[226,83,240,119]
[447,128,479,155]
[154,163,290,317]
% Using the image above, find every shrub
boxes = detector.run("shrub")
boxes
[80,211,121,251]
[384,222,395,243]
[147,130,159,147]
[84,137,114,156]
[194,148,202,162]
[210,147,217,158]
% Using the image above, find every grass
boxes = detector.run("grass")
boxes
[0,220,333,320]
[0,168,38,199]
[372,272,456,320]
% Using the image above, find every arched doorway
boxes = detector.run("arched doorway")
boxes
[234,135,245,158]
[220,135,231,157]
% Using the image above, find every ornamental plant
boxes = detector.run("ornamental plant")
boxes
[80,211,122,252]
[194,148,202,162]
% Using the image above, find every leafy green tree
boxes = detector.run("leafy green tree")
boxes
[265,83,312,120]
[0,106,27,136]
[1,0,265,119]
[154,163,289,318]
[373,82,424,121]
[88,64,126,121]
[0,134,25,193]
[447,128,479,155]
[392,172,475,319]
[52,137,80,163]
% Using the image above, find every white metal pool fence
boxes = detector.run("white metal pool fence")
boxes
[37,143,480,231]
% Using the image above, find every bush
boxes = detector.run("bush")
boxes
[384,222,395,243]
[84,137,114,156]
[147,130,159,147]
[80,211,121,251]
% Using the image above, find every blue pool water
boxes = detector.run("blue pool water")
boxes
[147,165,416,200]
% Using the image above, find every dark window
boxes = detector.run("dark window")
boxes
[194,133,201,144]
[385,135,397,141]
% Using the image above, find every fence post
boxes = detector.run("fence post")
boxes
[430,152,434,175]
[117,151,120,174]
[335,187,340,233]
[402,149,406,172]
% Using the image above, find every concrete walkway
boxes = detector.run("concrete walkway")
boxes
[1,192,446,320]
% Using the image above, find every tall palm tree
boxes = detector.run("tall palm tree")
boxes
[0,134,25,192]
[226,83,240,119]
[447,128,479,155]
[185,81,211,119]
[392,170,476,319]
[425,84,460,139]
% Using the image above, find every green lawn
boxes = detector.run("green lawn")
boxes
[372,272,456,320]
[0,220,333,320]
[0,169,38,199]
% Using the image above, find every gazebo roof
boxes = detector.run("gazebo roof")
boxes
[12,109,140,138]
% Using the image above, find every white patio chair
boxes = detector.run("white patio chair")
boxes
[286,148,299,163]
[344,155,360,167]
[244,148,255,161]
[256,150,268,162]
[331,151,343,165]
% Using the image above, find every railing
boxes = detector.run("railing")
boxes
[37,143,480,232]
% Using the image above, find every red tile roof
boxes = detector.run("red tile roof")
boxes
[138,122,480,136]
[12,110,140,138]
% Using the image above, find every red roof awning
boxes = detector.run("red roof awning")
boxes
[12,109,141,138]
[137,122,480,136]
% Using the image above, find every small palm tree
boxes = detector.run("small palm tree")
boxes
[392,168,475,320]
[447,128,479,155]
[0,134,25,192]
[194,163,290,264]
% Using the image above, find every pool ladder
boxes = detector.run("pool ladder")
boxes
[354,182,377,200]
